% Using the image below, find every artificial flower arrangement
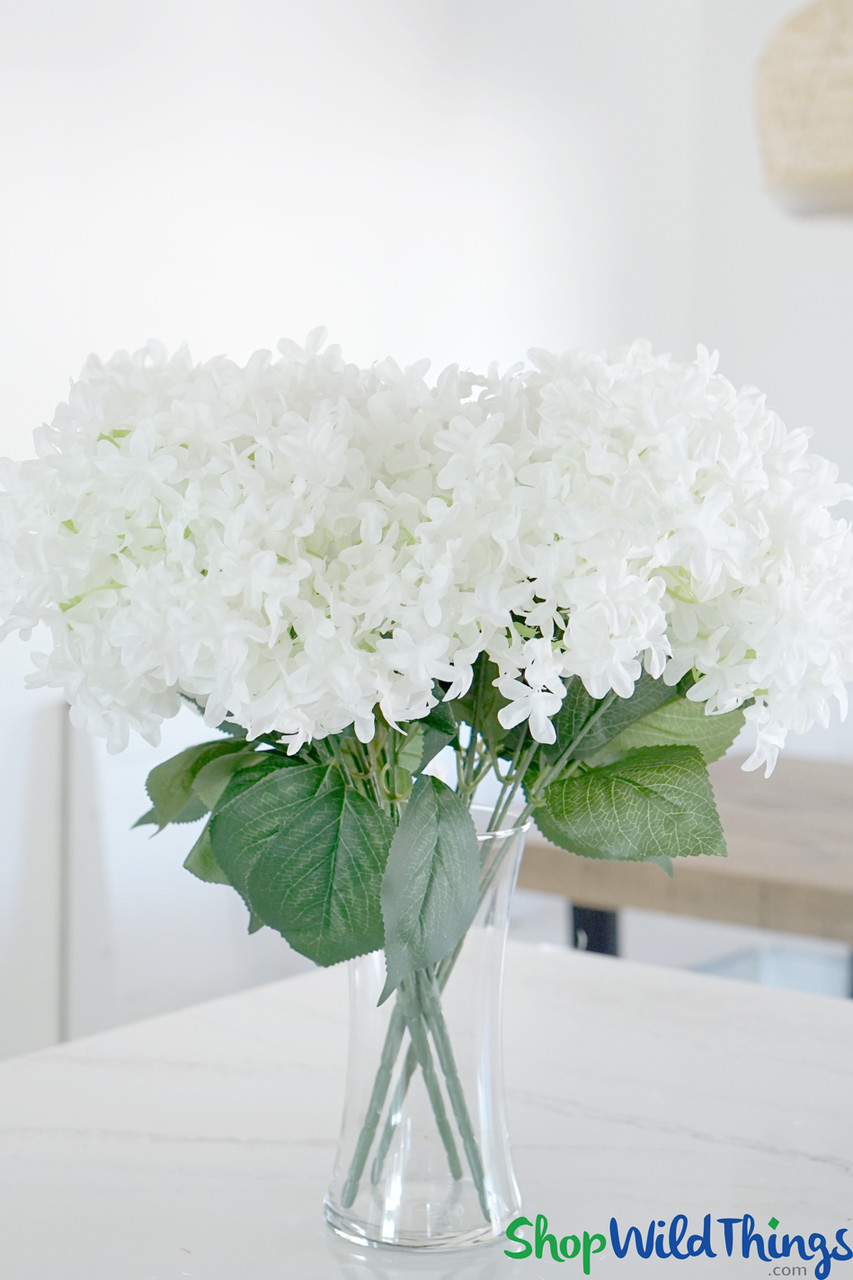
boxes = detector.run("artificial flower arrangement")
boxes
[1,332,851,1248]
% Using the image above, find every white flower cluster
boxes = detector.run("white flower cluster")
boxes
[1,332,851,773]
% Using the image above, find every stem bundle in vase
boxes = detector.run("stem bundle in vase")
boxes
[1,333,851,1246]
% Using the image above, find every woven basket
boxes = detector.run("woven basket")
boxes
[756,0,853,214]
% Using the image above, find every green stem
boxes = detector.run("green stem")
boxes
[395,975,464,1181]
[461,728,482,795]
[343,732,387,812]
[526,689,618,804]
[491,721,530,786]
[341,973,464,1208]
[480,746,522,822]
[416,970,490,1221]
[340,1002,408,1207]
[453,739,466,791]
[355,688,620,1206]
[491,739,539,833]
[327,735,362,794]
[370,1040,418,1184]
[466,753,494,794]
[371,823,520,1187]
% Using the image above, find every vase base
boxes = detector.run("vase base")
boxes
[323,1197,515,1252]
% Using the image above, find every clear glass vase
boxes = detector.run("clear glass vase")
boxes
[324,809,528,1251]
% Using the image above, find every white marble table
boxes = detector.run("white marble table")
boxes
[0,942,850,1279]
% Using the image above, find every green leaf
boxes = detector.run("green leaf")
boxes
[539,677,600,755]
[395,725,426,775]
[158,794,210,826]
[416,699,458,771]
[142,740,249,829]
[379,775,479,1003]
[183,823,230,885]
[453,654,510,758]
[214,718,249,740]
[545,671,689,763]
[536,745,727,862]
[210,759,395,966]
[605,696,745,765]
[178,693,207,717]
[421,698,457,740]
[191,749,264,808]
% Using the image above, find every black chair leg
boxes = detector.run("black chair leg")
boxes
[570,905,619,956]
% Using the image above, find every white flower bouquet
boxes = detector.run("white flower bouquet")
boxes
[1,332,851,1246]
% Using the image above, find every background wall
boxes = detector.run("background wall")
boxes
[1,0,851,1049]
[689,0,853,757]
[0,0,700,454]
[693,0,853,493]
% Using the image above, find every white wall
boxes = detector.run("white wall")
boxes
[691,0,853,758]
[0,0,700,456]
[0,639,65,1056]
[693,0,853,482]
[93,714,315,1027]
[1,0,851,1047]
[0,0,704,1045]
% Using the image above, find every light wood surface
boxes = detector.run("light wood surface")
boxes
[518,755,853,943]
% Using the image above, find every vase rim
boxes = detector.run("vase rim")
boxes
[468,802,531,840]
